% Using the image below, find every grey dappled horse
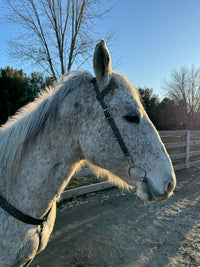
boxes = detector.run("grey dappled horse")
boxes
[0,40,176,266]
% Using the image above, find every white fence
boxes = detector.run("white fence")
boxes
[160,130,200,170]
[60,130,200,201]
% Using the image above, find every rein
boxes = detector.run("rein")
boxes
[0,193,51,261]
[0,194,50,226]
[90,77,146,182]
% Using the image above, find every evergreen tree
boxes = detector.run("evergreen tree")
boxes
[0,67,53,125]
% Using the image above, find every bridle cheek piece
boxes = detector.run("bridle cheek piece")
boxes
[90,77,146,182]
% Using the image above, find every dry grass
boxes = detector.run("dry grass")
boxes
[67,175,107,190]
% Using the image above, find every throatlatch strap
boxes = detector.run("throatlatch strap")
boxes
[0,194,48,225]
[91,78,131,160]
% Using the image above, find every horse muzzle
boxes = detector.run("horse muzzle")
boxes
[135,175,176,202]
[149,176,175,201]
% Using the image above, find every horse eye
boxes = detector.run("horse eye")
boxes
[124,115,140,124]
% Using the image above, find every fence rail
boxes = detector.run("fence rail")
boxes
[160,130,200,170]
[59,130,200,201]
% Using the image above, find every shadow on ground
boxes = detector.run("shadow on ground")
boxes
[32,168,200,267]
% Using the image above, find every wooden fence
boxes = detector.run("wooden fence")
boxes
[60,130,200,201]
[160,130,200,170]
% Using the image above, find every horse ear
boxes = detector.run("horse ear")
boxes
[93,39,112,91]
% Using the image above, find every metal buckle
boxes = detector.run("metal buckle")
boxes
[126,155,134,165]
[103,108,112,120]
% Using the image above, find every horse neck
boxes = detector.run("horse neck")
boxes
[9,105,84,218]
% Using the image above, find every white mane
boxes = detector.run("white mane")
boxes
[0,71,92,193]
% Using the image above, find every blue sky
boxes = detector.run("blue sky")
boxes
[1,0,200,98]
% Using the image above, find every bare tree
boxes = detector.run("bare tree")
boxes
[4,0,113,79]
[163,66,200,129]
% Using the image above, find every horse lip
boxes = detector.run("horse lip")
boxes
[141,176,153,200]
[142,177,171,202]
[154,193,169,202]
[145,186,169,202]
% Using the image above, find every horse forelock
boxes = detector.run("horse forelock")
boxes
[0,71,92,192]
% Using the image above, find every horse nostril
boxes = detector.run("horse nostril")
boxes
[167,181,174,193]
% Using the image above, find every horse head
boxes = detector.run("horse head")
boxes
[79,39,176,201]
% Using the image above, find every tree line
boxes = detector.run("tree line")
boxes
[140,66,200,130]
[1,65,200,130]
[139,88,186,130]
[2,1,200,130]
[0,67,54,125]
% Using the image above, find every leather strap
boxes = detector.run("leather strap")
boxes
[91,78,132,161]
[0,194,49,225]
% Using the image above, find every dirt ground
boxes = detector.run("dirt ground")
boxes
[31,168,200,267]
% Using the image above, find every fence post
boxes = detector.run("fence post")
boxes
[186,130,190,168]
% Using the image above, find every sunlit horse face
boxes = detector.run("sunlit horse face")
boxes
[79,40,176,201]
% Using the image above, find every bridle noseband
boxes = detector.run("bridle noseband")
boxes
[90,77,146,182]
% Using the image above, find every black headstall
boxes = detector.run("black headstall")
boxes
[90,77,146,182]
